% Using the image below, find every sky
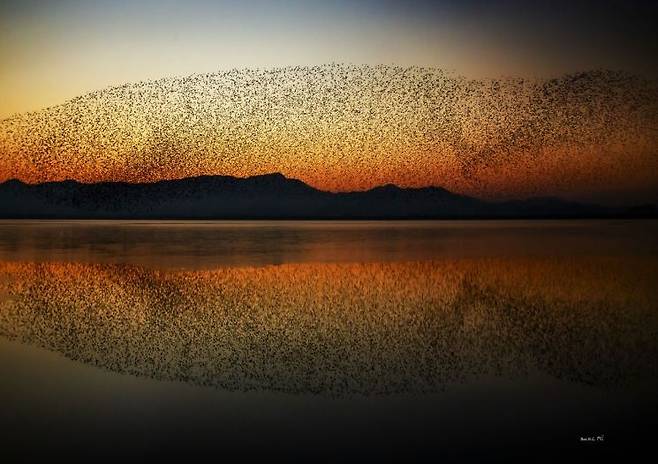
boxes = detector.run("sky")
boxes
[0,0,657,203]
[1,0,657,118]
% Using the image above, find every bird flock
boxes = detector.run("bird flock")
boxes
[1,256,656,395]
[0,64,656,199]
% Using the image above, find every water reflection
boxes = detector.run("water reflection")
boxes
[1,253,656,395]
[0,219,656,268]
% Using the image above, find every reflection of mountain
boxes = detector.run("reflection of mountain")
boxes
[0,173,654,218]
[1,258,656,395]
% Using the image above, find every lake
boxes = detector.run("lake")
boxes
[1,220,657,461]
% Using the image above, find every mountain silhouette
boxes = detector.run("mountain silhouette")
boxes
[0,173,654,219]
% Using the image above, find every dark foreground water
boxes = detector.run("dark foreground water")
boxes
[0,220,657,462]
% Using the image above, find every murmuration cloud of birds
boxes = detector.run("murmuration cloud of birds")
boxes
[0,64,656,196]
[1,258,656,395]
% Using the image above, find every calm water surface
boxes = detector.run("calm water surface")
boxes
[0,220,657,461]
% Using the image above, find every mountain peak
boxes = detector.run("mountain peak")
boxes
[368,183,401,193]
[253,172,287,180]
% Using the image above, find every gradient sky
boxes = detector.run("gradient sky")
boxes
[0,1,657,203]
[1,0,657,118]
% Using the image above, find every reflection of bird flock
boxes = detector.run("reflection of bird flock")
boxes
[0,258,656,395]
[0,65,656,194]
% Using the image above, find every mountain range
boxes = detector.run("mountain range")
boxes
[0,173,655,219]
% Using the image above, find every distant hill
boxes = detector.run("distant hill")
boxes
[0,173,654,219]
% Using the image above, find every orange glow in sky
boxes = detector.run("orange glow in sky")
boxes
[0,66,656,203]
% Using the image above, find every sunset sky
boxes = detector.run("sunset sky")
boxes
[2,0,657,118]
[0,0,657,203]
